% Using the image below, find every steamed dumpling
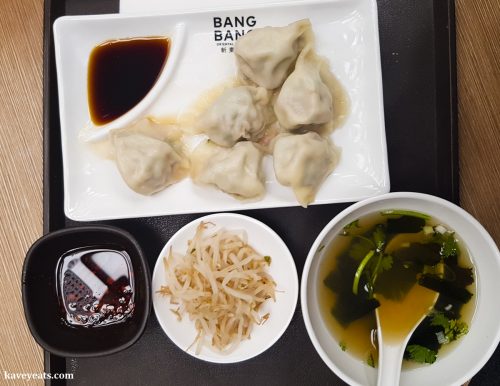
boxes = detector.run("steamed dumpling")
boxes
[273,132,337,207]
[112,131,188,195]
[191,141,265,199]
[198,86,270,147]
[235,19,312,89]
[274,49,333,130]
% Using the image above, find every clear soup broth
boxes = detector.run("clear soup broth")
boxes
[317,210,476,367]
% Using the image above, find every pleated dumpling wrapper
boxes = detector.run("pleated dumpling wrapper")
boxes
[234,19,313,90]
[197,86,270,147]
[274,48,333,130]
[112,131,188,195]
[191,141,265,199]
[273,132,338,207]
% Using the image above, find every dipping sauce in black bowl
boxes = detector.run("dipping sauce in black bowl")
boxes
[56,247,135,328]
[22,225,150,357]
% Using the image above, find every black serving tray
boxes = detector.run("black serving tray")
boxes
[41,0,498,384]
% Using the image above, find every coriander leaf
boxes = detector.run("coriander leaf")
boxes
[430,312,449,330]
[339,341,347,351]
[430,312,469,343]
[264,255,272,265]
[379,254,393,272]
[440,232,459,258]
[372,224,386,250]
[342,219,360,236]
[406,345,437,364]
[446,319,468,341]
[349,219,360,228]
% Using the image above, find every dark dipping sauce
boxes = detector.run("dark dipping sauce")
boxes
[56,247,135,328]
[88,37,170,125]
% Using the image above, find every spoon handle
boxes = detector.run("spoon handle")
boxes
[376,343,406,386]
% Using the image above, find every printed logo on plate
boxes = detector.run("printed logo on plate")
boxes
[212,16,257,53]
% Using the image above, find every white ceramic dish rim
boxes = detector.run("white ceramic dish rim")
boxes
[301,191,500,386]
[52,0,390,221]
[151,212,299,363]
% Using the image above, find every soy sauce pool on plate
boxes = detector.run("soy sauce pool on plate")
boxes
[88,37,170,125]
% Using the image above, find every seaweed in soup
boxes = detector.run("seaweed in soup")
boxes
[318,210,475,366]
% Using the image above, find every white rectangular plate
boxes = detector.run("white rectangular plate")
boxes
[53,0,389,221]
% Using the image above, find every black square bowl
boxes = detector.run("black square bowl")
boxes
[22,225,151,357]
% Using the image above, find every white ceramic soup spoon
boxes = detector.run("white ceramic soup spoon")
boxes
[375,233,440,386]
[375,284,438,386]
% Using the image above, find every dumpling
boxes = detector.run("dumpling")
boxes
[274,49,333,130]
[112,131,188,195]
[122,117,183,144]
[235,19,312,89]
[198,86,270,147]
[191,141,265,199]
[273,132,338,207]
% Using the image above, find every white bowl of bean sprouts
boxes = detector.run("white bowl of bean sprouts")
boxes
[152,213,298,363]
